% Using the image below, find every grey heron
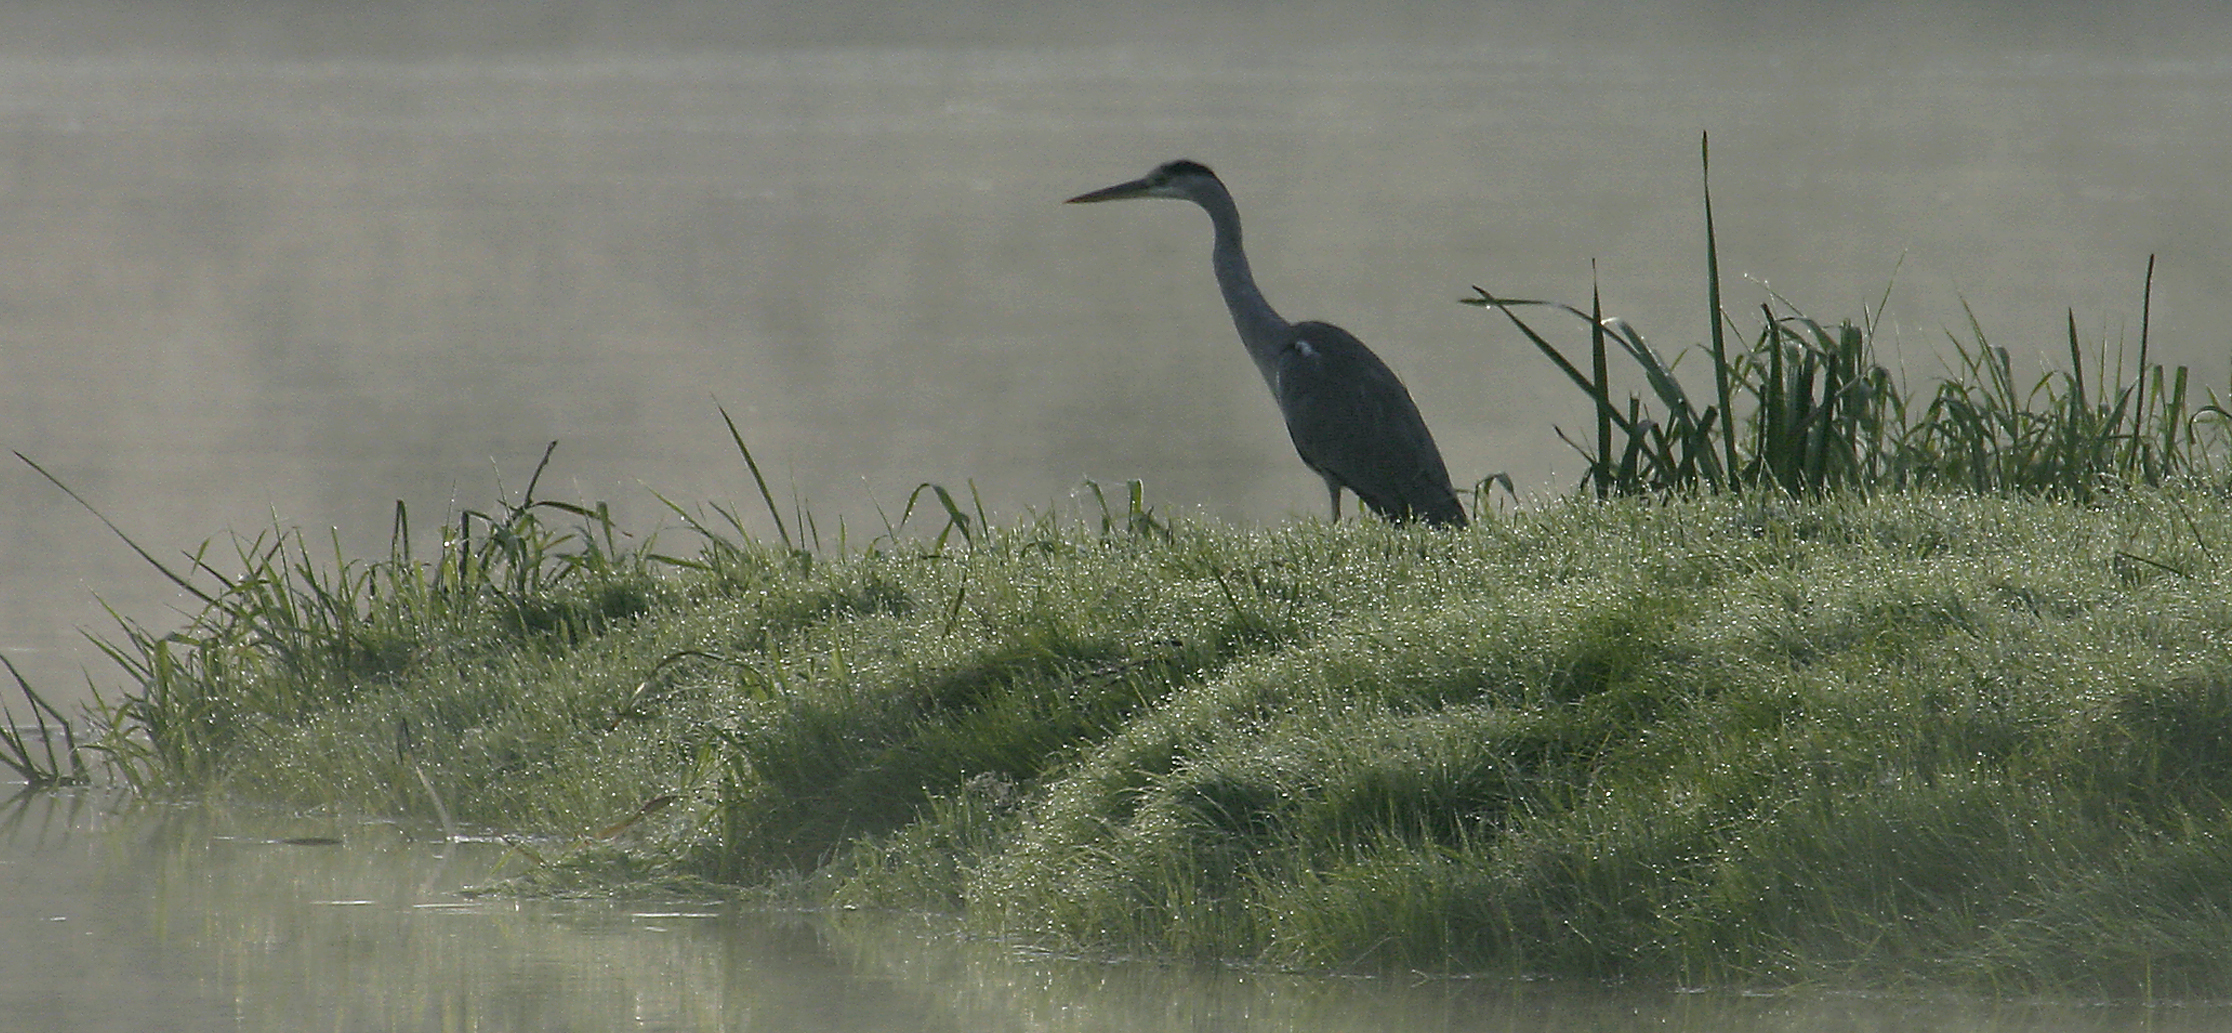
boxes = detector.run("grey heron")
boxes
[1066,160,1467,527]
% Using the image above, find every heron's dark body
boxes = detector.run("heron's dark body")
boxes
[1275,320,1465,526]
[1067,159,1466,527]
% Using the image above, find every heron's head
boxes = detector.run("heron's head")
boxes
[1065,159,1221,205]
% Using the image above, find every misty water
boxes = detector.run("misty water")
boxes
[8,3,2232,710]
[6,788,2226,1033]
[5,1,2232,1025]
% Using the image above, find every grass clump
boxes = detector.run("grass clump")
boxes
[945,494,2232,994]
[1,655,91,789]
[29,142,2232,998]
[56,464,2232,996]
[1471,135,2220,502]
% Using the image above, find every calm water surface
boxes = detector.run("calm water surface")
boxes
[3,787,2223,1033]
[6,9,2231,1026]
[6,3,2232,708]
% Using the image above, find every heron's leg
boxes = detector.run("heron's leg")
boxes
[1323,477,1343,521]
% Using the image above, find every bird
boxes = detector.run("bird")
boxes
[1065,159,1467,527]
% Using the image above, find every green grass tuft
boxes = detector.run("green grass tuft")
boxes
[34,450,2232,997]
[25,138,2232,996]
[0,654,92,789]
[1469,140,2226,501]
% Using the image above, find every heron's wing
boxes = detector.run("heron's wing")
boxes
[1274,322,1465,525]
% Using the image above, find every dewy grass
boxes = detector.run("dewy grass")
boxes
[0,653,91,788]
[48,458,2232,996]
[945,494,2232,993]
[1471,136,2225,500]
[24,137,2232,993]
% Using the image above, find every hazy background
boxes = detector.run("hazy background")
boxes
[4,0,2229,706]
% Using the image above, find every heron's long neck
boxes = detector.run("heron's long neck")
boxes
[1193,182,1289,387]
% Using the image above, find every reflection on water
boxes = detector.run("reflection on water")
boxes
[3,787,2226,1033]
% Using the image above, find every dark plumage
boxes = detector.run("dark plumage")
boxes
[1066,160,1466,526]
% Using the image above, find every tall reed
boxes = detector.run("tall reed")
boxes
[1470,135,2221,499]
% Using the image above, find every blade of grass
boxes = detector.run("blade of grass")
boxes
[0,653,88,788]
[1702,132,1738,486]
[1591,264,1611,497]
[2133,254,2155,474]
[16,452,219,608]
[719,405,793,552]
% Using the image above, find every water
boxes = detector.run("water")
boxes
[6,5,2232,707]
[4,787,2223,1032]
[8,10,2232,1022]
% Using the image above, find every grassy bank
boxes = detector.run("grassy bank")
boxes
[24,139,2232,995]
[58,480,2232,995]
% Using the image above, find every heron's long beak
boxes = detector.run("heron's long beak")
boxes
[1064,176,1155,204]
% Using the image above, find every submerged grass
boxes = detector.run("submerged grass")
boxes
[51,460,2232,996]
